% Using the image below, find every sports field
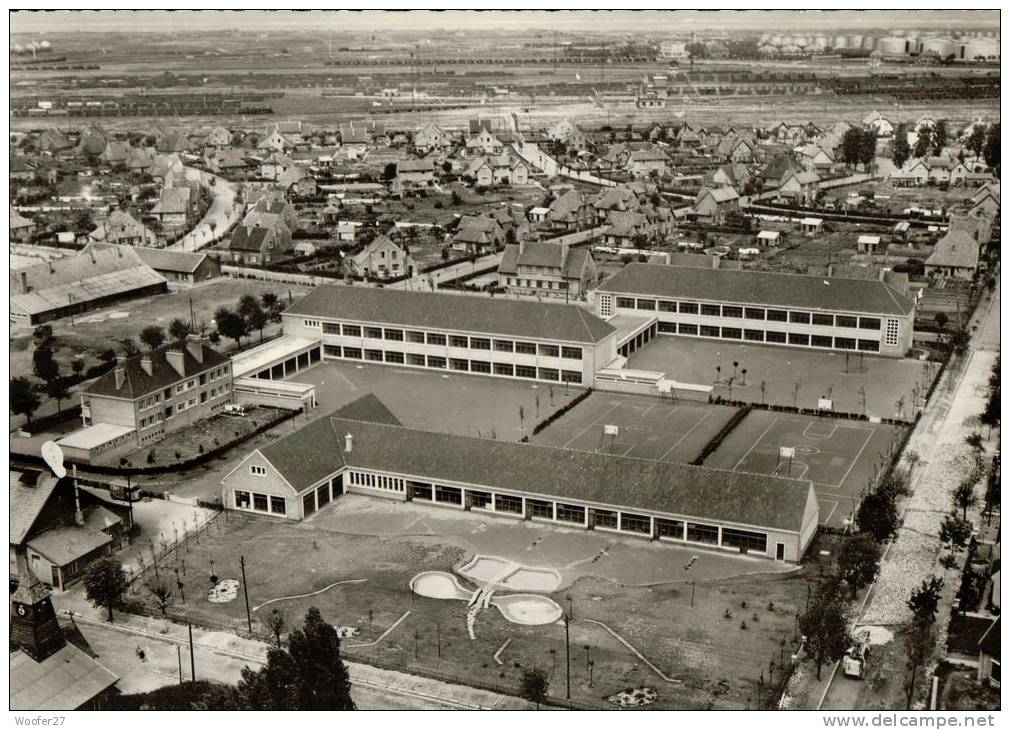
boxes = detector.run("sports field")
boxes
[288,359,584,441]
[703,410,905,529]
[627,336,934,421]
[532,391,738,464]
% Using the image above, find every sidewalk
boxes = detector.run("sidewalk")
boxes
[61,595,529,709]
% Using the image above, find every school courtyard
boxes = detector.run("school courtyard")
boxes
[626,336,934,421]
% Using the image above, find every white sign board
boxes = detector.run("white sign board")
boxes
[603,424,620,437]
[41,441,67,479]
[818,398,833,411]
[779,446,796,460]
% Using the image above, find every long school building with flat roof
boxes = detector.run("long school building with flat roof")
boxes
[221,397,819,563]
[281,285,618,386]
[596,263,916,358]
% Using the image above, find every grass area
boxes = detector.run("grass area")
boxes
[532,391,737,465]
[702,410,904,529]
[289,359,584,441]
[626,335,934,421]
[10,278,313,385]
[108,406,285,468]
[134,507,821,709]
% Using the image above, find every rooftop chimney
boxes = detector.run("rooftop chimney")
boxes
[114,355,127,390]
[185,333,206,364]
[166,347,186,376]
[344,433,353,453]
[18,271,28,293]
[140,354,153,376]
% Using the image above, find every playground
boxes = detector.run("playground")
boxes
[703,410,906,529]
[532,391,738,464]
[626,336,933,421]
[133,499,817,709]
[289,359,584,441]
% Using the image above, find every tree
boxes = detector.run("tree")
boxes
[858,129,877,172]
[32,345,60,385]
[982,123,1000,170]
[939,511,972,550]
[118,337,140,357]
[145,573,175,617]
[10,377,41,423]
[240,296,269,342]
[903,617,934,710]
[238,649,301,710]
[934,311,949,331]
[906,576,943,627]
[45,378,71,423]
[518,666,550,710]
[799,575,849,679]
[967,125,987,163]
[837,534,881,596]
[261,292,280,318]
[840,127,864,169]
[952,477,978,521]
[33,324,54,346]
[83,558,128,623]
[139,325,166,351]
[214,307,248,348]
[892,123,911,168]
[168,318,192,343]
[857,489,898,542]
[913,131,931,160]
[71,357,85,378]
[965,432,985,467]
[931,120,947,155]
[287,607,355,710]
[382,162,397,181]
[266,609,287,647]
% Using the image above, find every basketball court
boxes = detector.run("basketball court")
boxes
[532,391,738,464]
[702,410,905,529]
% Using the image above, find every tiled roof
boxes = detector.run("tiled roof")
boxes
[130,246,210,274]
[12,245,150,294]
[317,418,813,533]
[283,285,616,344]
[10,473,61,545]
[11,267,166,317]
[28,526,113,566]
[397,158,435,173]
[11,644,118,711]
[925,230,979,271]
[228,225,270,253]
[599,263,916,316]
[151,187,191,215]
[84,342,229,399]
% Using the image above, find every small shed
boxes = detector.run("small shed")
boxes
[800,217,823,234]
[893,221,911,239]
[857,234,882,254]
[737,247,761,260]
[756,230,782,247]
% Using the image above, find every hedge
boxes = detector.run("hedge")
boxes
[531,387,593,436]
[21,404,83,435]
[708,396,914,427]
[690,405,752,466]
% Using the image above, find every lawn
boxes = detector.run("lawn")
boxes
[288,359,585,441]
[702,410,905,529]
[10,277,314,385]
[626,335,934,421]
[133,501,821,710]
[532,391,738,465]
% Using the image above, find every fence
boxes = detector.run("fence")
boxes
[123,508,225,589]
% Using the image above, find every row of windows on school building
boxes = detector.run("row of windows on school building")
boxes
[601,295,903,353]
[320,344,586,384]
[229,467,789,559]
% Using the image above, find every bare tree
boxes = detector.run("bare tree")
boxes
[267,609,288,647]
[145,573,175,617]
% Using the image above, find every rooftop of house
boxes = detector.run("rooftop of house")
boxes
[83,340,229,400]
[151,187,191,215]
[599,263,916,316]
[925,230,980,271]
[11,643,118,711]
[10,473,61,546]
[283,284,615,344]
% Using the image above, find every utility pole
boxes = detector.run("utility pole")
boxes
[177,644,183,684]
[563,612,571,700]
[436,620,441,659]
[188,621,196,681]
[240,555,253,634]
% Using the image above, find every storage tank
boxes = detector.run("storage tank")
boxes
[960,37,999,61]
[848,34,864,48]
[833,35,849,49]
[770,34,785,47]
[905,36,920,55]
[921,37,956,60]
[862,36,876,51]
[878,36,908,56]
[811,34,829,51]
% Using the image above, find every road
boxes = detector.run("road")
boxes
[816,274,999,711]
[168,168,242,253]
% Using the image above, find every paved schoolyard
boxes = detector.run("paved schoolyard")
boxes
[703,410,905,529]
[532,391,738,464]
[627,336,934,421]
[288,359,584,441]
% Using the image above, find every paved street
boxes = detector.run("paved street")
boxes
[168,168,242,253]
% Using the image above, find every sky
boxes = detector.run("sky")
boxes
[9,9,1001,36]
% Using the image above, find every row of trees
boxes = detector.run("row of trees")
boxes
[213,292,282,349]
[893,120,1000,170]
[839,127,877,171]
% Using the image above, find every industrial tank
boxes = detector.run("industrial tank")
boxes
[832,35,849,49]
[921,37,956,59]
[878,36,908,56]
